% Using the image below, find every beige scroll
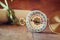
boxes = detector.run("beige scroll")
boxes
[0,9,31,23]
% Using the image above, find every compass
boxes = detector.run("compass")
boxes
[26,10,47,32]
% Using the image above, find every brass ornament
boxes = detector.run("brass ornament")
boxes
[19,18,26,26]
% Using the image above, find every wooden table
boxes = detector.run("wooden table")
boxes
[0,25,60,40]
[0,25,33,40]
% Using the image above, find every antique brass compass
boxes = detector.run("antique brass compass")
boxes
[26,10,47,32]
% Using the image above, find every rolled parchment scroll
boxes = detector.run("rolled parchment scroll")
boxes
[0,9,31,24]
[0,0,31,25]
[0,9,8,23]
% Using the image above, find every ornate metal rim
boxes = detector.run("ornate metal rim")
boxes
[26,10,47,32]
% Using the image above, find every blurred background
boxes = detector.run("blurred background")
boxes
[0,0,60,18]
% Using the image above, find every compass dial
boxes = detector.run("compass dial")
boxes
[26,10,47,32]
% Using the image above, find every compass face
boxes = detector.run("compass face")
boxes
[26,10,47,32]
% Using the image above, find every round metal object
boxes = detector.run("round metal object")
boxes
[26,10,47,32]
[19,18,26,26]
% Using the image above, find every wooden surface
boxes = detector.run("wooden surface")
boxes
[0,25,60,40]
[0,0,60,40]
[0,25,33,40]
